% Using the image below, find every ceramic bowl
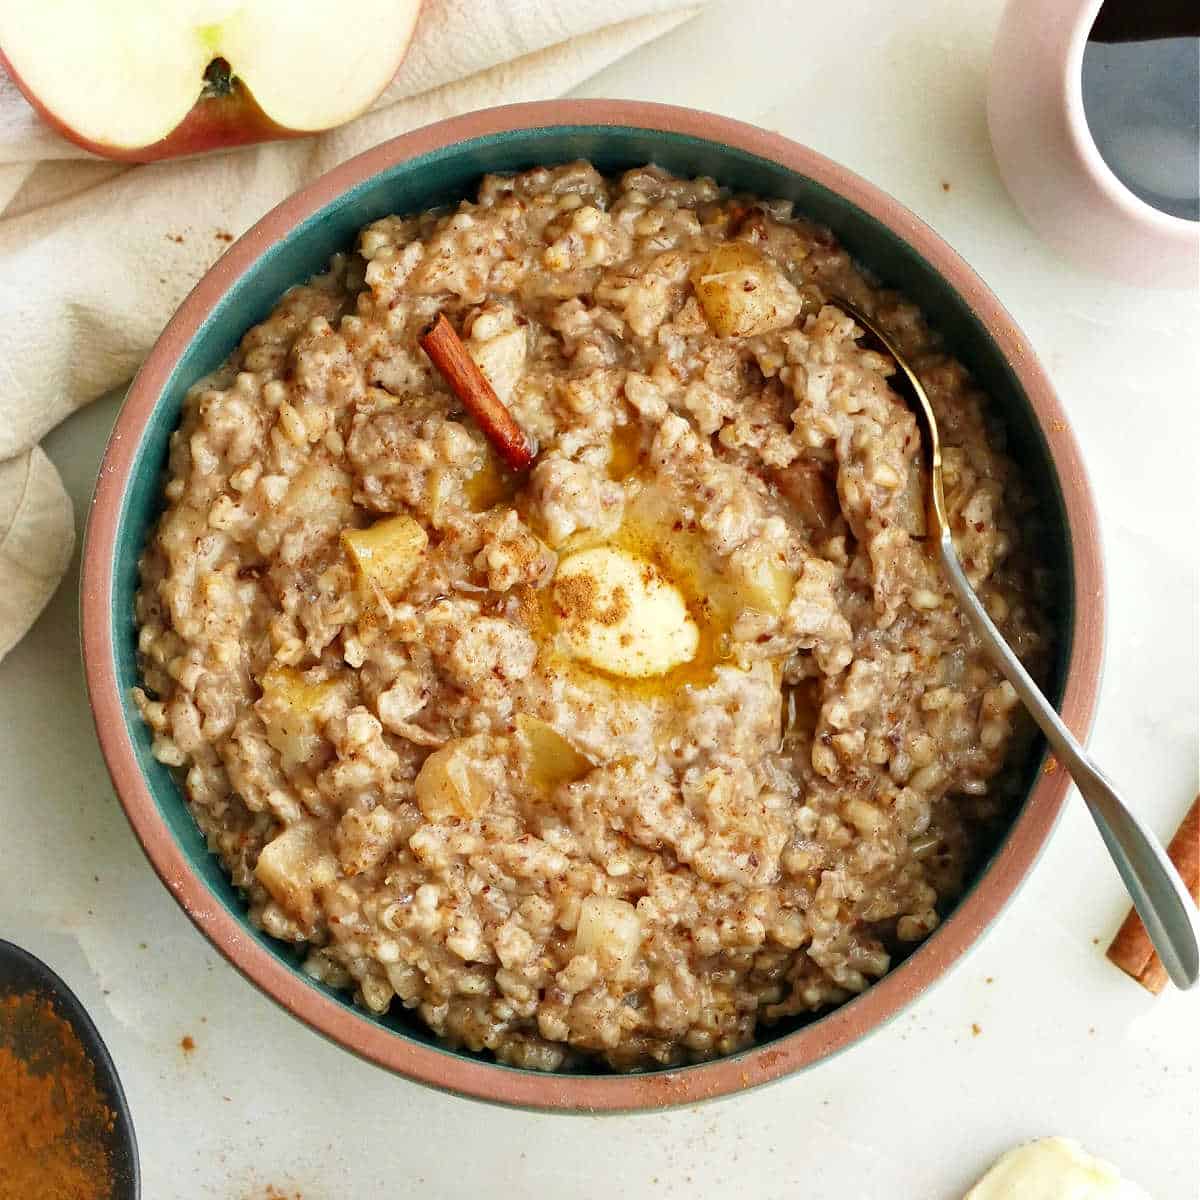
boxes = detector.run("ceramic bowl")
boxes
[81,100,1104,1111]
[0,939,140,1197]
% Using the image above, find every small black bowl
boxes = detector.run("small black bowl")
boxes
[0,938,139,1199]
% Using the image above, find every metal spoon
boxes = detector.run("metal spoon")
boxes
[832,296,1200,990]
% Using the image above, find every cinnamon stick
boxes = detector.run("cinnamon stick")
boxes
[1106,795,1199,994]
[419,313,534,472]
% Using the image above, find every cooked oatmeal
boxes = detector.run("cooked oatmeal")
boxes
[134,163,1050,1071]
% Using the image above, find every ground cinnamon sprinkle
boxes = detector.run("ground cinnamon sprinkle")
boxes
[552,571,598,622]
[0,991,115,1200]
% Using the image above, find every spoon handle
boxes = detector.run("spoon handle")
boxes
[936,534,1200,990]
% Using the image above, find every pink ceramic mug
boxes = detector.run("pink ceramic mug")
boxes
[989,0,1199,288]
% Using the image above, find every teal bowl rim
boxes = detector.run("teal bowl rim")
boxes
[80,100,1105,1113]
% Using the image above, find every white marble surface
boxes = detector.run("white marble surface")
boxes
[2,2,1196,1196]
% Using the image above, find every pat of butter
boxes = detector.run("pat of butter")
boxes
[552,546,698,678]
[965,1138,1141,1200]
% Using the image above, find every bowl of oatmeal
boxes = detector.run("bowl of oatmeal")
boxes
[81,100,1104,1110]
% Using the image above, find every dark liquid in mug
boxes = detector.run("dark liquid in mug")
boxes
[1082,0,1199,220]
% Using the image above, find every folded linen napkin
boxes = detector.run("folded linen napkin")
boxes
[0,0,701,662]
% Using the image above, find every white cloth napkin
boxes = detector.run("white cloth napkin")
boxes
[0,0,701,662]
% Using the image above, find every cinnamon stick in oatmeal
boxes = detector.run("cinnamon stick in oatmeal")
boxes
[419,312,535,472]
[1106,795,1199,994]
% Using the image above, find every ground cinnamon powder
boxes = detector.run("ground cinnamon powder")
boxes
[0,991,115,1200]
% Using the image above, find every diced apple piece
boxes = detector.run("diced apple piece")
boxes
[517,715,592,794]
[575,896,642,974]
[731,552,796,618]
[262,723,322,774]
[747,559,796,615]
[468,326,527,405]
[696,243,767,276]
[288,463,354,529]
[255,820,339,922]
[260,667,341,714]
[769,461,840,536]
[414,736,494,823]
[258,668,340,772]
[690,243,801,338]
[341,515,428,601]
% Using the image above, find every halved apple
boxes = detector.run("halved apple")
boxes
[0,0,422,162]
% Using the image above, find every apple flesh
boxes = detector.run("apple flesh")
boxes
[0,0,422,162]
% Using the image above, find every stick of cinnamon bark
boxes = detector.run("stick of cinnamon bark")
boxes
[1106,795,1199,993]
[419,313,535,472]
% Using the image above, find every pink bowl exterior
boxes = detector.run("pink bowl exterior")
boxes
[988,0,1199,288]
[81,100,1106,1111]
